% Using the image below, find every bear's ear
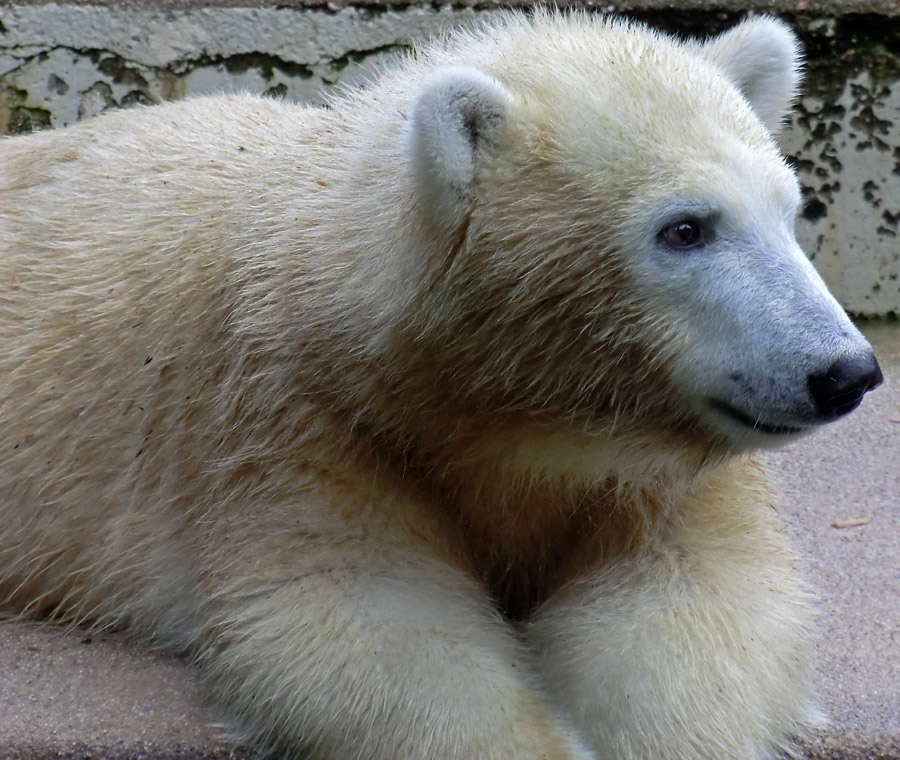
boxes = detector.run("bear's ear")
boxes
[701,17,802,134]
[406,66,512,228]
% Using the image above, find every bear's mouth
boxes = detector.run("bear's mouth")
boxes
[708,400,808,437]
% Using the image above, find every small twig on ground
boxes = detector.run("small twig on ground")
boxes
[831,518,870,529]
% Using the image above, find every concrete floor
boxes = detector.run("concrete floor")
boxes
[0,322,897,760]
[762,321,900,760]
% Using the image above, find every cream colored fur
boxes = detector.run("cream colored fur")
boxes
[0,11,870,760]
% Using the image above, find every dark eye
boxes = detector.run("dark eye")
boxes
[659,219,704,249]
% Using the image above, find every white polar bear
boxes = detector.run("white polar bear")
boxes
[0,11,882,760]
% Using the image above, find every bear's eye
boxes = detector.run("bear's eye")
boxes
[659,220,704,249]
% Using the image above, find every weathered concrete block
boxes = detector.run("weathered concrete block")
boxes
[0,5,488,118]
[783,72,900,317]
[0,3,897,314]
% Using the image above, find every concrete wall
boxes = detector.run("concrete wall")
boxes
[0,2,898,315]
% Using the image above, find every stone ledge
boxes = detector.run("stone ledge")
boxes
[0,0,897,16]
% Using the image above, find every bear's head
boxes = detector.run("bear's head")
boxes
[400,13,881,458]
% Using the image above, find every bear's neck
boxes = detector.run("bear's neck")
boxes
[411,419,716,619]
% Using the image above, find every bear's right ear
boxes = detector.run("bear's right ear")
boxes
[406,66,512,229]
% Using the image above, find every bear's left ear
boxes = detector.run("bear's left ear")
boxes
[406,66,513,229]
[701,17,802,134]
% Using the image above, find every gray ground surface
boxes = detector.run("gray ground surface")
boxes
[762,322,900,760]
[0,624,244,759]
[0,322,897,759]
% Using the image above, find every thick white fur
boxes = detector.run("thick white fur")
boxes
[0,11,870,760]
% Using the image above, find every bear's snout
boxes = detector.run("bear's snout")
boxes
[807,351,883,421]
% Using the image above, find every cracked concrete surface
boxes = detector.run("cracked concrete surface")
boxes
[0,5,491,115]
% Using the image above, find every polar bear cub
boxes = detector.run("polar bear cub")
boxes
[0,11,882,760]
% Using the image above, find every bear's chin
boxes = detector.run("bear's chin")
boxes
[703,399,817,450]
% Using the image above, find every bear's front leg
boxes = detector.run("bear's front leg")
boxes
[194,469,594,760]
[525,458,821,760]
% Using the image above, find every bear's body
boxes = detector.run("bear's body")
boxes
[0,12,882,760]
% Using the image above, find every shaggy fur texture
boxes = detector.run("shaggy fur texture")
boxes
[0,12,878,760]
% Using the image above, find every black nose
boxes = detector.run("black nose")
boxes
[808,352,883,421]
